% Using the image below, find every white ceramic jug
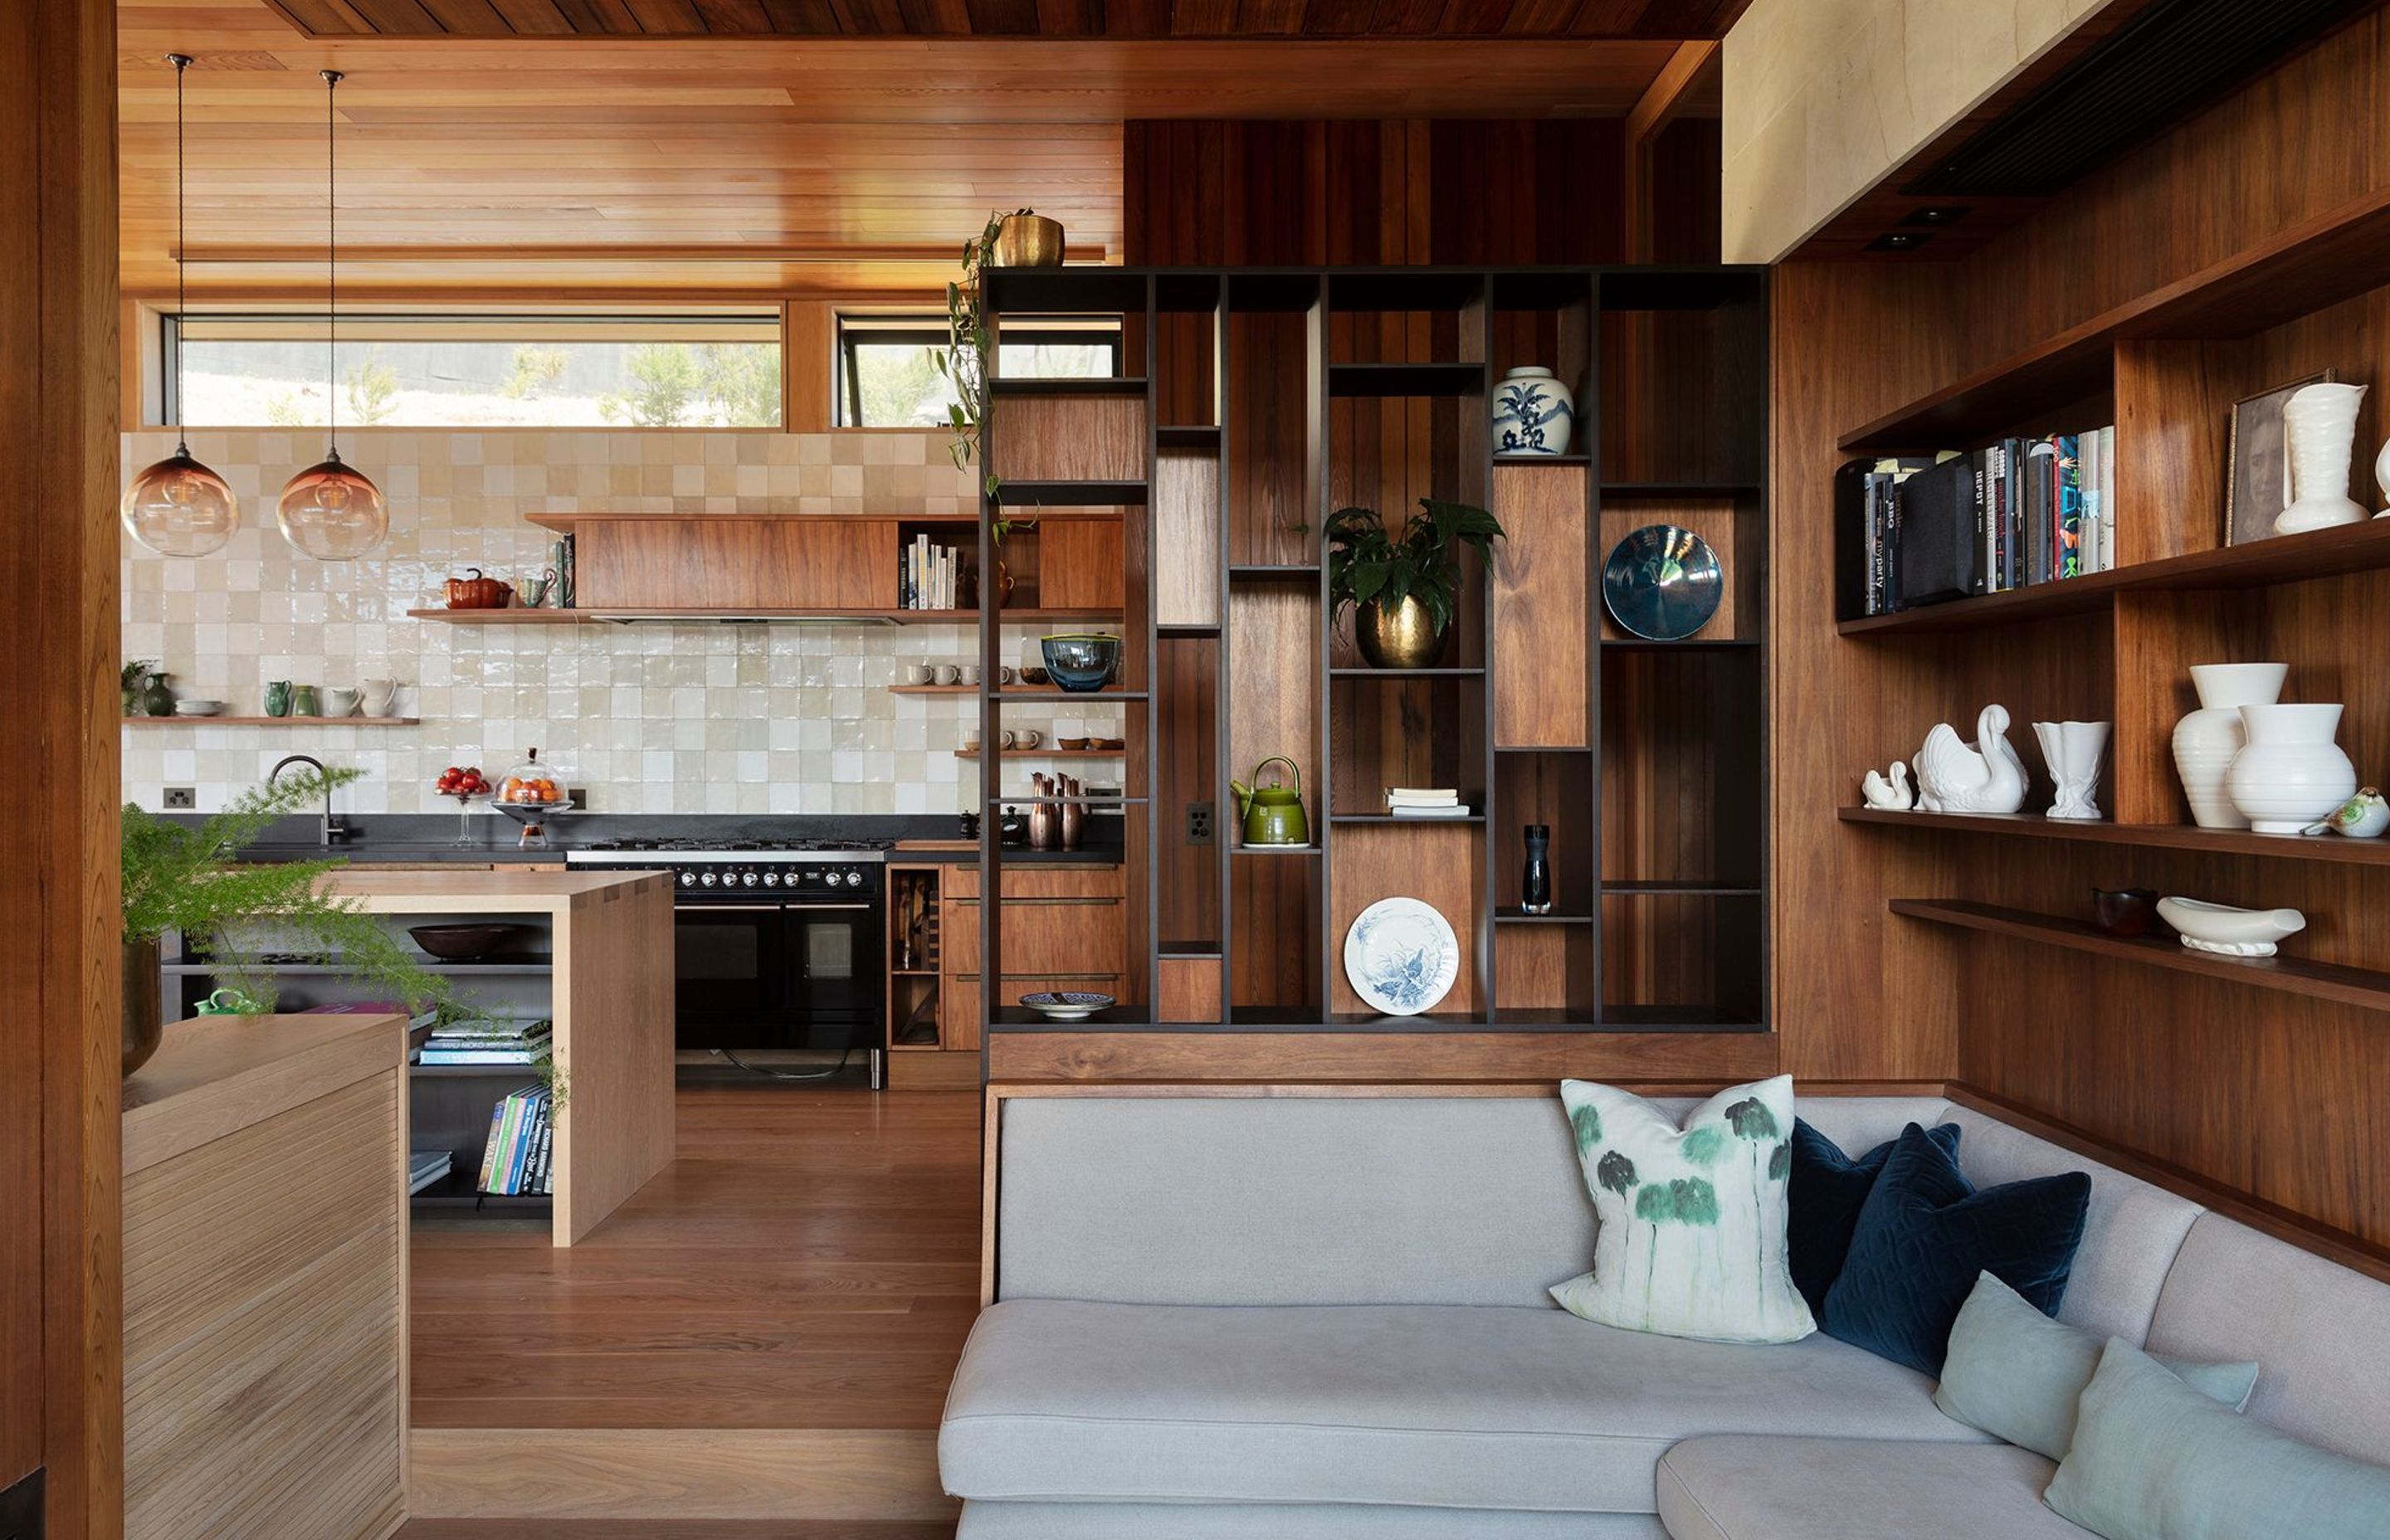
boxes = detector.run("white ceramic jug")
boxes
[2172,663,2285,829]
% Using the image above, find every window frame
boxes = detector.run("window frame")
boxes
[159,309,787,430]
[832,312,1124,428]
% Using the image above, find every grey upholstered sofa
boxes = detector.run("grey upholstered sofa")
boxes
[938,1089,2390,1538]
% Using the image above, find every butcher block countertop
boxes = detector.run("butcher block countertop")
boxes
[323,867,671,912]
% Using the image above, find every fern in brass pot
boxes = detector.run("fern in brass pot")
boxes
[1325,499,1505,669]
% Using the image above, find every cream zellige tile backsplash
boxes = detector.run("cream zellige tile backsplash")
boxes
[120,429,1121,814]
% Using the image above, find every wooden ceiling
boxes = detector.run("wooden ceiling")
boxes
[269,1,1753,41]
[121,2,1695,301]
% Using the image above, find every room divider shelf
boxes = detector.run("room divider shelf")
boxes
[1890,899,2390,1013]
[1839,807,2390,866]
[1835,518,2390,637]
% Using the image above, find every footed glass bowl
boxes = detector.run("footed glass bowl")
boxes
[1041,634,1120,693]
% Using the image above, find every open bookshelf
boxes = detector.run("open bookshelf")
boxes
[974,264,1769,1033]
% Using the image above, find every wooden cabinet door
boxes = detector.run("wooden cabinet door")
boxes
[783,519,896,608]
[1038,519,1124,611]
[568,518,895,610]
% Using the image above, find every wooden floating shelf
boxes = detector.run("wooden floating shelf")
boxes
[954,748,1125,759]
[407,608,584,624]
[1836,518,2390,636]
[1839,806,2390,867]
[1330,814,1482,825]
[1602,480,1763,498]
[996,480,1149,506]
[1157,425,1222,448]
[1841,186,2390,451]
[890,685,1145,698]
[1891,899,2390,1014]
[1329,666,1484,677]
[1495,909,1594,924]
[1230,845,1319,855]
[1497,453,1592,466]
[126,715,420,727]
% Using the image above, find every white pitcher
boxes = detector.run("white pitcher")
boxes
[2172,663,2285,829]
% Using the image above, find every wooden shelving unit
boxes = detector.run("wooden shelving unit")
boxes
[1891,899,2390,1013]
[1840,807,2390,867]
[975,262,1769,1033]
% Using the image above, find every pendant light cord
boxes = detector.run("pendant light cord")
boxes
[322,69,341,459]
[168,53,192,457]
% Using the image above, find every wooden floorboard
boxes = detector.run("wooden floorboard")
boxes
[410,1084,983,1433]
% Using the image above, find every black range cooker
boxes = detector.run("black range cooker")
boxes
[566,839,890,1065]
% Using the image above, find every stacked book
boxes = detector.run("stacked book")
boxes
[415,1016,553,1066]
[478,1086,554,1197]
[901,533,971,611]
[408,1148,453,1196]
[1386,787,1471,820]
[1842,427,2117,617]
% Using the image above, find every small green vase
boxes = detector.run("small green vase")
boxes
[264,680,293,718]
[141,672,175,717]
[291,685,319,718]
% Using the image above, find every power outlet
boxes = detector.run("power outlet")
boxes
[163,787,197,810]
[0,1466,43,1540]
[1185,801,1214,845]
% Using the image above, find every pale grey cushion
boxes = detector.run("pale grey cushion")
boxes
[995,1096,1594,1306]
[1940,1109,2201,1343]
[940,1299,1988,1513]
[2044,1337,2390,1540]
[2144,1214,2390,1464]
[1935,1271,2258,1459]
[958,1500,1668,1538]
[993,1094,1953,1308]
[1656,1435,2087,1540]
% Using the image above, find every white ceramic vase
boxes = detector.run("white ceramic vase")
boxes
[2275,382,2368,534]
[2375,433,2390,519]
[2033,719,2110,820]
[1491,367,1575,457]
[2227,702,2356,834]
[2172,662,2285,829]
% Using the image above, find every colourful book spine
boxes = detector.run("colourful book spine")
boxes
[2056,436,2084,579]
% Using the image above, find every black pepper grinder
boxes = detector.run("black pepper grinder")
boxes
[1520,824,1554,915]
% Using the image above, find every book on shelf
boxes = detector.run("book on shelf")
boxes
[417,1015,552,1065]
[408,1148,452,1196]
[1386,787,1471,818]
[1840,426,2115,618]
[901,531,976,612]
[477,1085,554,1197]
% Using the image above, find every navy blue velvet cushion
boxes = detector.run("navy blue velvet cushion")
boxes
[1821,1123,2091,1376]
[1787,1118,1963,1318]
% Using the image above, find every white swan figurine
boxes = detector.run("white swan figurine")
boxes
[1861,762,1914,811]
[1914,704,2028,814]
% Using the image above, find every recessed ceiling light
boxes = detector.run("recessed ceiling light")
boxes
[1866,231,1934,252]
[1899,206,1973,227]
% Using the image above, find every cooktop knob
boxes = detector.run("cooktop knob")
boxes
[761,870,780,887]
[700,870,718,888]
[739,870,759,887]
[678,870,697,888]
[842,868,863,887]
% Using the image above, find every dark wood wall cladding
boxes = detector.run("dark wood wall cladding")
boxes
[1123,119,1630,269]
[1773,11,2390,1256]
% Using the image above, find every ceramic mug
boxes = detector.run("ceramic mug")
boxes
[520,573,554,608]
[958,665,982,686]
[195,987,259,1016]
[902,664,934,686]
[997,666,1017,685]
[934,664,963,686]
[961,734,981,753]
[1017,729,1043,749]
[1000,730,1017,750]
[359,678,398,717]
[323,686,361,718]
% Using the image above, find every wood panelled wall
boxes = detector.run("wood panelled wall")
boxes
[1773,12,2390,1255]
[2,0,125,1535]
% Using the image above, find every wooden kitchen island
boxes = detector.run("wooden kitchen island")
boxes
[326,869,676,1246]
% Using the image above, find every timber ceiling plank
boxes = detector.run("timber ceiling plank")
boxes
[263,0,1741,32]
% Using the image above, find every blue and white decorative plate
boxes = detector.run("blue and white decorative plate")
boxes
[1342,898,1460,1017]
[1018,991,1115,1021]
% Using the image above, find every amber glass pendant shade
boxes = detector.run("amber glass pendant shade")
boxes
[276,450,388,561]
[123,447,240,558]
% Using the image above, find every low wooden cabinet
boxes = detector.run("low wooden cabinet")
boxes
[122,1014,409,1540]
[573,515,896,611]
[942,862,1129,1036]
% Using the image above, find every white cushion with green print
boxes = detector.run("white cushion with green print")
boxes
[1554,1075,1815,1345]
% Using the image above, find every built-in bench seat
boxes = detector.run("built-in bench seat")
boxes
[941,1089,2390,1538]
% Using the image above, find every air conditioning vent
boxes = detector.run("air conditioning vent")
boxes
[1905,0,2382,197]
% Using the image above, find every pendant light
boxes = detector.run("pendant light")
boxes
[123,54,239,559]
[277,68,387,561]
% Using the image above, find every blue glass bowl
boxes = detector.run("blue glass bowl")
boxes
[1040,633,1120,692]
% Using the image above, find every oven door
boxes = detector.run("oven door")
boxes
[788,899,883,1050]
[671,902,800,1051]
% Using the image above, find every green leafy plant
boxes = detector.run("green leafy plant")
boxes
[933,208,1027,502]
[1324,498,1506,639]
[343,345,400,426]
[122,767,455,1021]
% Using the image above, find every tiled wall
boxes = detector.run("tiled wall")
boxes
[120,429,1123,814]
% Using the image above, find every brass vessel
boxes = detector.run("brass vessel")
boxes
[991,214,1066,268]
[1356,596,1442,670]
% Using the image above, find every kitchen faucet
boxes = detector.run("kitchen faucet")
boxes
[269,753,355,847]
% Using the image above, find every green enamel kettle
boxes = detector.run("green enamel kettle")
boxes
[1231,756,1310,846]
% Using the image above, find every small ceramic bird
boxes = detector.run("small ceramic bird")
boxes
[1914,704,2028,815]
[1861,762,1914,811]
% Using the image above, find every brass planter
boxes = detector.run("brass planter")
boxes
[123,934,163,1078]
[1356,597,1444,670]
[991,214,1065,268]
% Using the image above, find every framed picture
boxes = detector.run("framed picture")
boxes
[2227,371,2334,547]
